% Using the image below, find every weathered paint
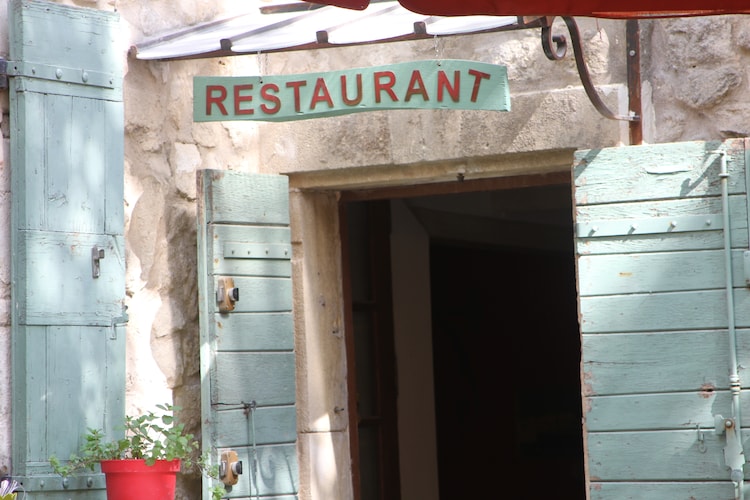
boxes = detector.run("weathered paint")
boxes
[9,0,125,495]
[197,170,298,500]
[575,139,750,498]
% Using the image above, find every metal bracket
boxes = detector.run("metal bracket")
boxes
[715,415,746,489]
[0,57,116,90]
[538,17,639,123]
[576,214,722,238]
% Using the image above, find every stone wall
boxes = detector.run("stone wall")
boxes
[643,15,750,142]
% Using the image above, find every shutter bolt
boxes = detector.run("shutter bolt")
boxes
[82,71,89,83]
[55,68,63,79]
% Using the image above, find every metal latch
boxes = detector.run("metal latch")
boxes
[216,277,239,312]
[715,415,745,487]
[92,246,105,278]
[219,450,242,486]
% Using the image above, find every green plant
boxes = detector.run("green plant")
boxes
[198,453,227,500]
[50,403,199,477]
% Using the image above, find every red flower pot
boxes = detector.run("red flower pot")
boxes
[100,459,180,500]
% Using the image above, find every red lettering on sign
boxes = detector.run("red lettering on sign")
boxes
[341,74,363,106]
[310,78,334,110]
[260,83,281,114]
[286,80,307,112]
[404,70,429,102]
[206,85,228,115]
[468,69,491,102]
[437,71,460,102]
[374,71,398,103]
[234,84,254,115]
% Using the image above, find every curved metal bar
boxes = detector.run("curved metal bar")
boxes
[542,17,638,122]
[541,22,567,60]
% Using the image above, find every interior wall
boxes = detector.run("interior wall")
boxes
[389,200,440,500]
[387,183,583,499]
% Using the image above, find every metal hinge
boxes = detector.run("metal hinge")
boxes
[0,57,116,90]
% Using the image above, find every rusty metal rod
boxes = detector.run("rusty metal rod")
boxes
[626,19,643,145]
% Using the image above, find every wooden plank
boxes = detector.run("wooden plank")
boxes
[576,192,726,219]
[46,95,106,233]
[214,352,296,407]
[214,313,294,352]
[17,231,125,326]
[584,391,750,431]
[577,229,744,256]
[211,276,292,314]
[18,326,47,465]
[581,330,750,395]
[105,324,126,439]
[587,430,731,481]
[578,249,747,296]
[589,481,737,499]
[212,225,292,249]
[579,250,723,296]
[579,289,750,333]
[22,325,124,465]
[574,139,746,206]
[11,90,46,230]
[214,406,297,448]
[104,100,124,235]
[212,225,292,277]
[204,170,289,225]
[11,0,121,78]
[212,259,291,279]
[576,195,748,256]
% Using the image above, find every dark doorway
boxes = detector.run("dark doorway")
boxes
[430,242,584,499]
[342,178,585,500]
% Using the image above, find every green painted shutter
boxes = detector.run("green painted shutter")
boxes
[9,0,125,497]
[575,139,750,499]
[197,170,298,500]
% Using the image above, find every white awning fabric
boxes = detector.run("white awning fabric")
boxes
[132,1,517,61]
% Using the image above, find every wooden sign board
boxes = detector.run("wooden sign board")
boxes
[193,60,509,122]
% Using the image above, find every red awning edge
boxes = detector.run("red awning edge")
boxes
[303,0,750,18]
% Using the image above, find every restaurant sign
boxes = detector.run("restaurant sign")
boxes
[193,60,509,122]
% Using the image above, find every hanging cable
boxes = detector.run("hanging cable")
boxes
[245,400,260,500]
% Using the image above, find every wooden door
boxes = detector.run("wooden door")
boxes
[10,0,125,496]
[197,170,298,500]
[575,139,750,499]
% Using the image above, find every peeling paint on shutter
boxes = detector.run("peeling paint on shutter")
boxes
[10,0,125,495]
[575,139,750,499]
[197,170,298,500]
